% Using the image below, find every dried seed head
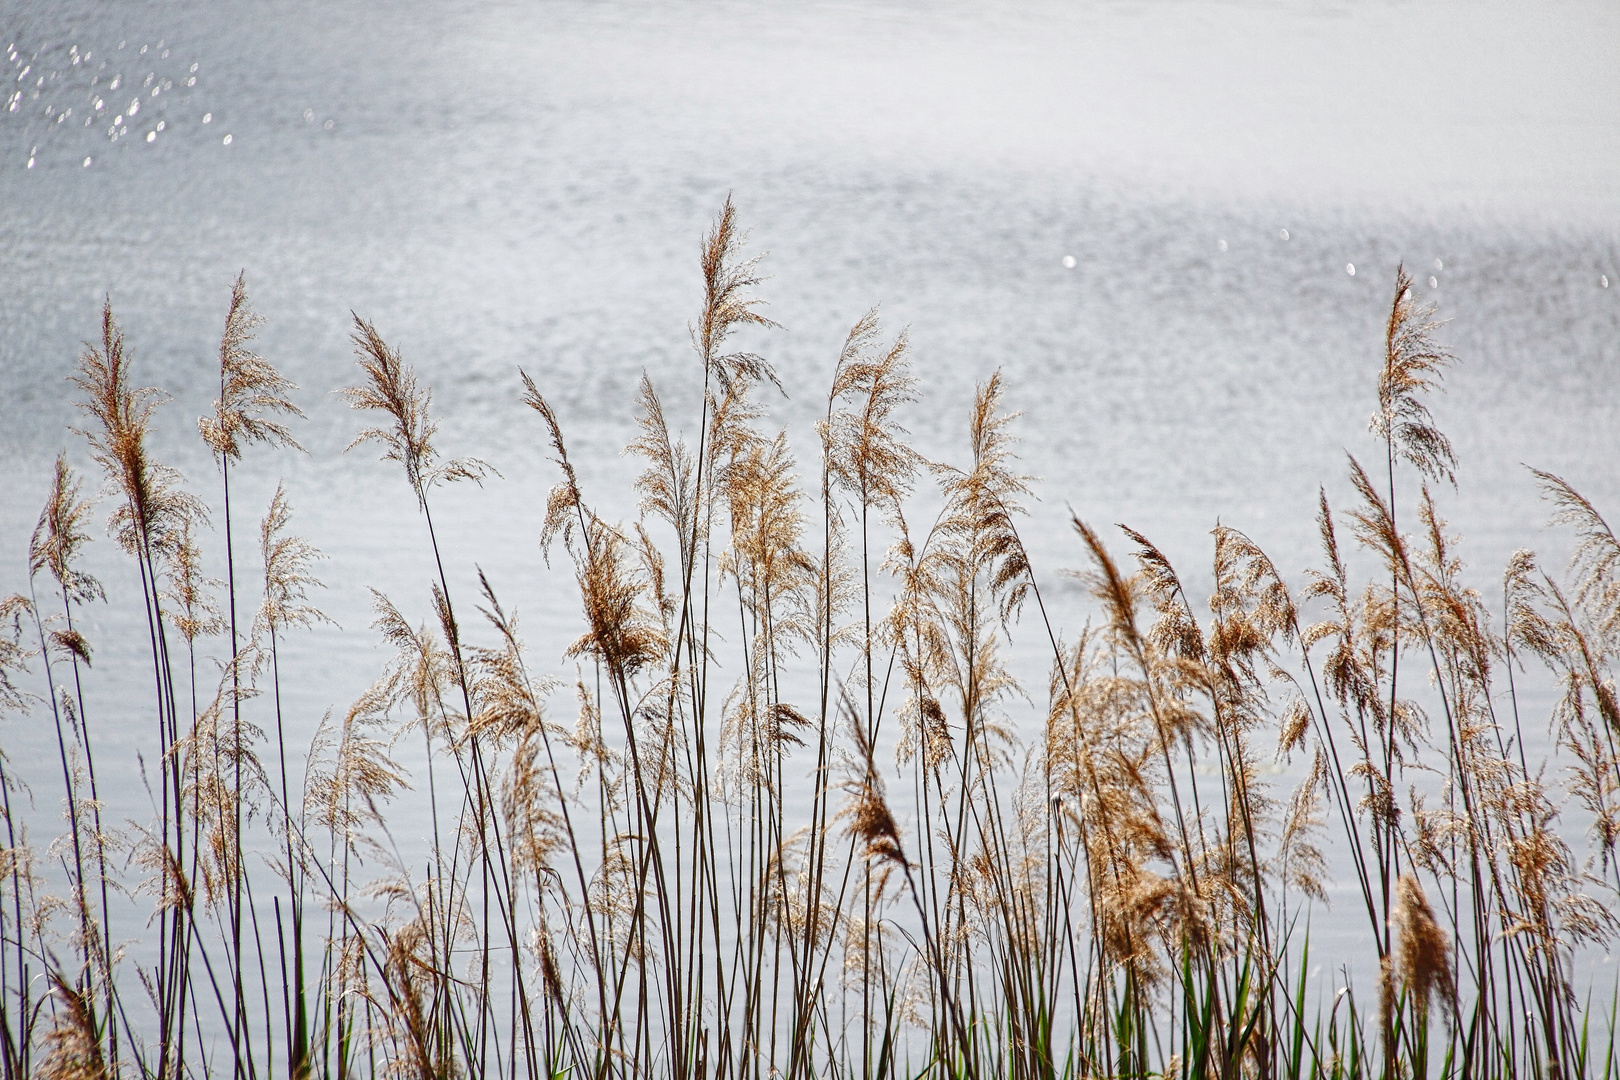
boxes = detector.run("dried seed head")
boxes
[839,705,908,871]
[254,484,332,646]
[199,272,303,461]
[1535,468,1620,645]
[1372,264,1456,484]
[72,300,207,562]
[30,454,103,607]
[38,973,107,1080]
[163,516,223,646]
[822,311,921,522]
[342,314,490,504]
[1394,873,1454,1017]
[693,194,780,395]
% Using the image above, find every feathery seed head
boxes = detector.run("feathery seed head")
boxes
[343,314,490,504]
[1372,264,1457,484]
[72,300,206,561]
[199,272,304,461]
[30,455,103,607]
[695,195,780,395]
[1394,873,1454,1017]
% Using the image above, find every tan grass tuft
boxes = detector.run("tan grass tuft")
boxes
[30,455,103,609]
[164,517,223,646]
[71,300,206,561]
[1372,264,1457,484]
[253,484,332,648]
[1393,873,1454,1018]
[822,311,921,522]
[343,314,491,503]
[1534,467,1620,645]
[38,972,107,1080]
[840,707,907,874]
[198,272,304,461]
[694,194,781,395]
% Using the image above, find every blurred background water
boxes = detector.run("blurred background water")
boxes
[2,0,1618,1015]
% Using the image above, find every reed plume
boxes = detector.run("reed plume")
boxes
[37,973,106,1080]
[1372,265,1457,486]
[30,456,103,616]
[73,301,206,562]
[694,195,780,396]
[1534,467,1620,651]
[0,593,33,737]
[565,522,669,681]
[343,315,490,503]
[823,313,921,525]
[1392,874,1452,1018]
[199,273,304,461]
[0,603,32,721]
[628,374,696,561]
[523,371,592,560]
[164,519,224,652]
[840,714,906,876]
[253,486,331,648]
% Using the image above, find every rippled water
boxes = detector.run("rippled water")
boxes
[2,0,1618,1011]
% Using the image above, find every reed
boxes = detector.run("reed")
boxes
[1,208,1617,1080]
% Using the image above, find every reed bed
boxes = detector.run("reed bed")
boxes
[2,200,1618,1080]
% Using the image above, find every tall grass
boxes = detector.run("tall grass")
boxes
[2,200,1618,1080]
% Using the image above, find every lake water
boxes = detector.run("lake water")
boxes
[2,0,1618,1036]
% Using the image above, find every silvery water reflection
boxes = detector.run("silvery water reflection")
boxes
[1,0,1617,1029]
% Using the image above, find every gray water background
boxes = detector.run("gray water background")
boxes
[2,0,1619,1029]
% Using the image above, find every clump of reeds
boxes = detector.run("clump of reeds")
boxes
[3,205,1619,1080]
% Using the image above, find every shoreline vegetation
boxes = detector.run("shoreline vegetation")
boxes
[3,199,1618,1080]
